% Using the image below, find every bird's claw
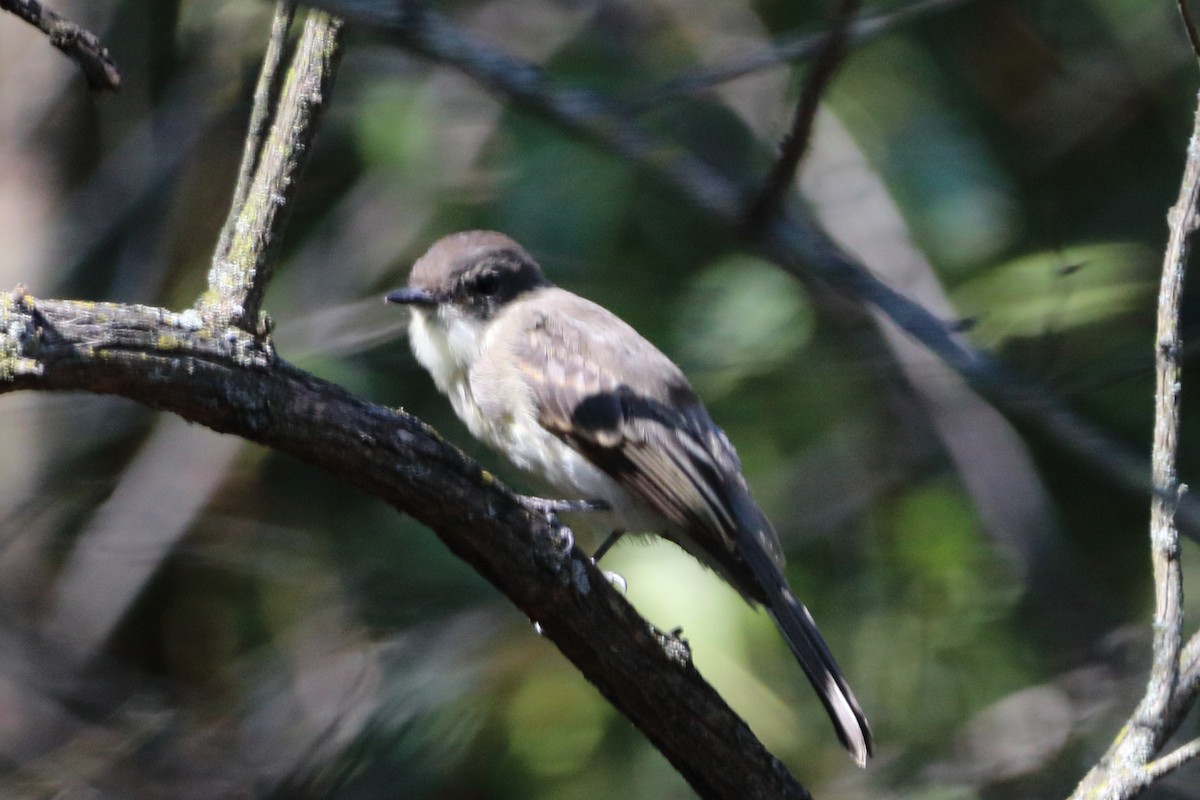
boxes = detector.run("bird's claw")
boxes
[516,495,610,515]
[601,570,627,593]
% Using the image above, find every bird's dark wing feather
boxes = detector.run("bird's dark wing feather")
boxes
[511,297,755,565]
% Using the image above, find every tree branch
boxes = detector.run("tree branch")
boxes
[0,291,810,800]
[1067,85,1200,800]
[746,0,861,229]
[627,0,972,110]
[0,0,120,92]
[197,10,343,331]
[1175,629,1200,713]
[1144,737,1200,783]
[213,0,297,266]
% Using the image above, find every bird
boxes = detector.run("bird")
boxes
[385,230,872,765]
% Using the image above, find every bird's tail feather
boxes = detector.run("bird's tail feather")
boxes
[767,586,873,767]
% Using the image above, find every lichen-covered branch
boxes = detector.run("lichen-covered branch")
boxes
[213,0,297,266]
[197,10,343,331]
[0,291,811,800]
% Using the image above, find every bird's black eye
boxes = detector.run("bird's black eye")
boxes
[475,272,500,296]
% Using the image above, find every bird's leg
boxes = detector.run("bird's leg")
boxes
[588,529,628,592]
[515,495,628,590]
[516,496,610,516]
[591,529,625,564]
[516,495,610,557]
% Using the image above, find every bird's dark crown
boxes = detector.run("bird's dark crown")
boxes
[409,231,551,315]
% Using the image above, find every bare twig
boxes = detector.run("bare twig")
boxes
[1178,0,1200,63]
[1176,629,1200,712]
[0,293,812,800]
[629,0,971,110]
[1068,87,1200,800]
[746,0,861,229]
[214,0,297,265]
[197,10,343,331]
[1143,92,1192,736]
[0,0,120,92]
[1144,737,1200,783]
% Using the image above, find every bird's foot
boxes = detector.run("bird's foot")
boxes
[587,529,627,591]
[517,496,609,558]
[516,495,610,516]
[591,529,624,564]
[601,570,627,593]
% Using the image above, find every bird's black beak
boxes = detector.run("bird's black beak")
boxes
[384,287,438,307]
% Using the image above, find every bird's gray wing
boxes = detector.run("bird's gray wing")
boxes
[508,295,780,573]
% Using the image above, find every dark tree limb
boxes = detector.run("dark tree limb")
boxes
[629,0,972,109]
[0,0,120,92]
[745,0,862,230]
[0,292,811,800]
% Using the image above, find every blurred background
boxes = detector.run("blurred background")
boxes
[1,0,1198,797]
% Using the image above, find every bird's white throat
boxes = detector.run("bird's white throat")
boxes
[407,306,486,397]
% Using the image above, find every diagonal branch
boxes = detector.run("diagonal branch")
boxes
[1144,737,1200,783]
[197,10,343,332]
[628,0,972,110]
[746,0,861,229]
[0,291,811,800]
[0,0,120,92]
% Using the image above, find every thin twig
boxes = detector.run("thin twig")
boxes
[746,0,861,229]
[197,10,343,331]
[1067,87,1200,800]
[1178,0,1200,63]
[628,0,972,110]
[1175,629,1200,711]
[214,0,296,265]
[0,0,120,92]
[1142,85,1193,731]
[1144,737,1200,783]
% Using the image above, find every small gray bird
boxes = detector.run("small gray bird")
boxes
[386,230,872,765]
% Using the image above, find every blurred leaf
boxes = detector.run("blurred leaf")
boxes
[950,243,1157,347]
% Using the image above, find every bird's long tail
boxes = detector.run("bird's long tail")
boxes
[766,585,873,766]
